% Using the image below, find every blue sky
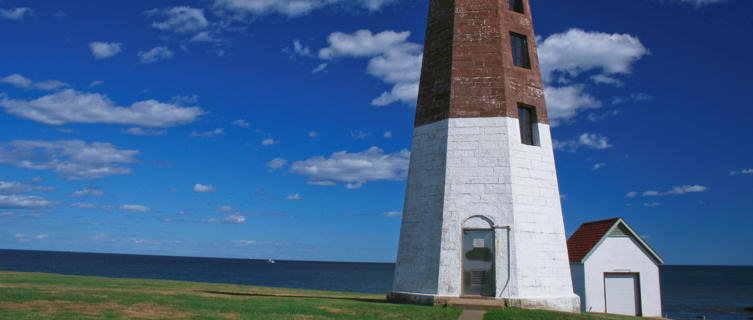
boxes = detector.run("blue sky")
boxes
[0,0,751,265]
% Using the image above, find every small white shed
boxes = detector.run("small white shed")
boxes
[567,218,664,317]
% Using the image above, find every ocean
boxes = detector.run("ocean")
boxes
[1,249,751,320]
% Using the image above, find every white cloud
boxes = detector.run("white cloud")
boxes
[89,80,104,87]
[0,89,204,127]
[0,181,32,194]
[311,63,328,74]
[1,74,69,91]
[626,191,639,198]
[350,130,371,139]
[538,29,648,84]
[308,131,319,138]
[190,128,223,138]
[383,131,392,138]
[290,146,410,189]
[213,0,395,18]
[14,233,49,243]
[0,7,32,20]
[120,204,151,213]
[232,119,250,128]
[193,183,216,193]
[644,202,662,207]
[544,85,602,126]
[125,127,167,136]
[266,158,287,172]
[729,168,753,176]
[89,42,123,59]
[292,39,313,57]
[138,46,174,64]
[149,6,209,34]
[217,205,235,213]
[72,186,104,197]
[0,140,139,180]
[381,211,401,218]
[592,163,607,171]
[537,29,647,125]
[205,207,246,224]
[0,195,54,209]
[1,74,32,88]
[670,0,726,7]
[554,133,613,152]
[317,30,422,107]
[641,185,708,197]
[286,194,302,201]
[262,138,279,146]
[70,202,98,208]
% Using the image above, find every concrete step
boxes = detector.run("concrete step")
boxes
[442,297,506,310]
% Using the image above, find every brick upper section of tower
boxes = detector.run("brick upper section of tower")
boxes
[414,0,549,128]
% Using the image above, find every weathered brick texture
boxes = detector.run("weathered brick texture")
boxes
[415,0,549,127]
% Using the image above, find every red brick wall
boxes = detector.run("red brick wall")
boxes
[414,0,549,128]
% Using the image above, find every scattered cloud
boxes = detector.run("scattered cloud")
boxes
[89,80,104,87]
[205,205,246,224]
[72,186,104,197]
[125,127,167,136]
[592,163,607,171]
[285,194,302,201]
[148,6,209,34]
[587,110,621,122]
[1,74,32,88]
[0,74,69,91]
[89,42,123,59]
[290,146,410,189]
[643,202,662,207]
[554,133,613,152]
[350,130,371,139]
[538,29,648,125]
[0,195,54,209]
[0,7,33,20]
[120,204,152,213]
[233,119,250,128]
[212,0,397,19]
[70,202,99,208]
[641,185,708,197]
[13,233,49,243]
[0,140,139,180]
[138,46,174,64]
[0,181,32,194]
[626,191,639,198]
[266,158,287,172]
[193,183,216,193]
[666,0,726,7]
[381,211,401,218]
[0,89,204,127]
[190,128,223,138]
[729,168,753,176]
[317,30,422,107]
[262,138,279,146]
[308,131,319,138]
[383,131,392,138]
[291,39,313,57]
[311,63,328,74]
[612,93,653,105]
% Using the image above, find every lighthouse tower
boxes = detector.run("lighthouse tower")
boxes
[389,0,580,312]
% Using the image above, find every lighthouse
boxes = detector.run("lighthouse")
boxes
[388,0,580,312]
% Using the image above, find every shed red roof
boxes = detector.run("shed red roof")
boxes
[567,218,620,263]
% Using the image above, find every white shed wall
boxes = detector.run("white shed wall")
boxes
[582,237,662,317]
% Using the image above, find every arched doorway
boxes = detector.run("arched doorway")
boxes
[462,216,496,297]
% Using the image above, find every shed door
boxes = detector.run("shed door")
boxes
[604,273,641,316]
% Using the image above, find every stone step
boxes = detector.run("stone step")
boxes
[442,298,506,310]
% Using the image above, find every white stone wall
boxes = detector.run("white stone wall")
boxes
[393,117,579,312]
[392,120,449,294]
[582,237,662,317]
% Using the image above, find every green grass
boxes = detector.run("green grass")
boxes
[0,271,460,319]
[484,308,642,320]
[0,271,645,320]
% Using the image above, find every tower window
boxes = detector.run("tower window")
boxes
[510,33,531,69]
[509,0,524,13]
[518,104,538,146]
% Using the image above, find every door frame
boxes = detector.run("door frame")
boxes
[460,228,496,298]
[603,272,642,316]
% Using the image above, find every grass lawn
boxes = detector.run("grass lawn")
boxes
[0,271,460,319]
[0,271,646,320]
[484,308,644,320]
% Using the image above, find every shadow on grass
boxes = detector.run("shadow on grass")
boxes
[198,290,391,304]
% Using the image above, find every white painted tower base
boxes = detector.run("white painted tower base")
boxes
[390,117,580,313]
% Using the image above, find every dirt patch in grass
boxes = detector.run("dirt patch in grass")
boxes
[0,300,195,319]
[317,306,356,316]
